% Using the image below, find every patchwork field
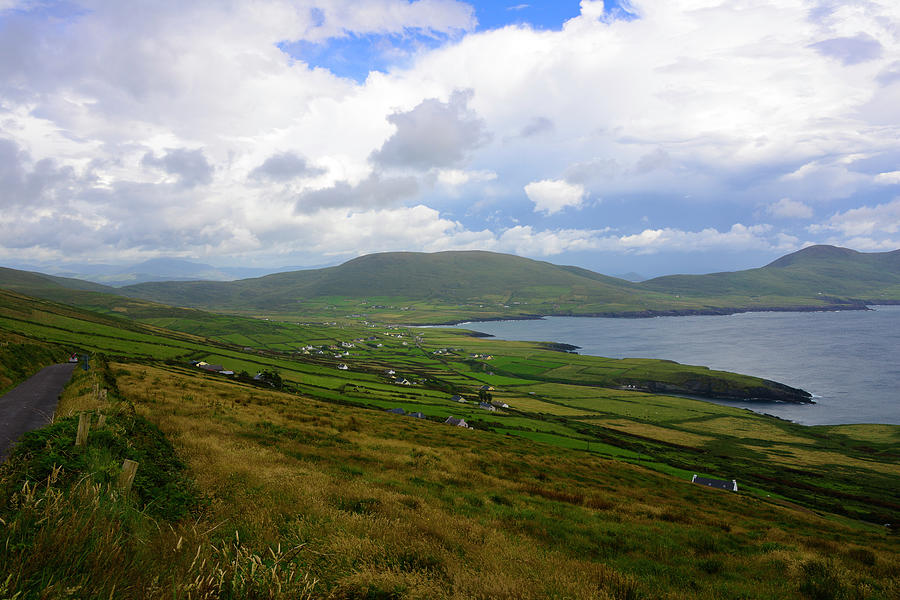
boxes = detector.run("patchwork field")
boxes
[1,287,898,598]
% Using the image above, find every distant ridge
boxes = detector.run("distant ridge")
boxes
[3,245,899,322]
[641,245,900,301]
[116,250,652,313]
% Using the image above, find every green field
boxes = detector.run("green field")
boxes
[1,285,898,598]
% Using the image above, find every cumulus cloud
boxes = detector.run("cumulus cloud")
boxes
[370,90,489,170]
[524,179,586,214]
[810,199,900,238]
[1,0,899,270]
[767,198,813,219]
[0,138,77,207]
[294,173,419,213]
[494,225,608,256]
[612,224,791,254]
[142,148,213,188]
[249,152,325,182]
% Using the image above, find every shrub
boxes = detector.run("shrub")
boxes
[799,559,849,600]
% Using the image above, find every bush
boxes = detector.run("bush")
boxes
[799,559,848,600]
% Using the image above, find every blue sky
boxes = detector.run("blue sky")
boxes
[285,2,633,83]
[1,0,899,277]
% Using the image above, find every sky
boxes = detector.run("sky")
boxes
[1,0,899,278]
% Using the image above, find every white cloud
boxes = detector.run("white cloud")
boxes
[767,198,813,219]
[810,198,900,237]
[436,168,496,187]
[524,179,586,215]
[495,225,609,256]
[1,0,899,270]
[611,224,789,254]
[370,90,489,170]
[874,171,900,185]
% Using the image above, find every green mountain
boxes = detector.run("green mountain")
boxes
[641,245,900,302]
[0,266,116,296]
[114,246,900,320]
[116,250,671,315]
[3,245,900,323]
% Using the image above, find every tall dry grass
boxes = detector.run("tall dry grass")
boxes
[103,361,900,599]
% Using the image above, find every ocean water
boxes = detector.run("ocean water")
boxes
[453,306,900,426]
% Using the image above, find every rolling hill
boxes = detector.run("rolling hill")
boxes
[1,280,898,598]
[3,245,900,323]
[641,245,900,301]
[114,246,900,321]
[116,250,673,316]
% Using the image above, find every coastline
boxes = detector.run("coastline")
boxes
[423,301,871,328]
[440,305,900,425]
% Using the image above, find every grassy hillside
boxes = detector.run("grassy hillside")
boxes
[0,266,116,296]
[2,358,897,598]
[107,246,900,323]
[116,250,676,316]
[1,287,896,518]
[1,287,898,597]
[641,245,900,302]
[5,245,900,324]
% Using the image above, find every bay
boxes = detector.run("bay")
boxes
[453,306,900,426]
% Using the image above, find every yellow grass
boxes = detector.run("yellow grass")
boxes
[680,416,811,444]
[592,419,716,447]
[747,444,900,477]
[87,361,899,599]
[504,395,590,415]
[825,423,900,444]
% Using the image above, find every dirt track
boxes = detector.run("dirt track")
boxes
[0,363,77,462]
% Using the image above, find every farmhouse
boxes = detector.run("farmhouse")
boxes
[478,402,497,412]
[408,412,426,419]
[691,474,738,492]
[386,408,405,415]
[450,395,466,403]
[444,417,469,428]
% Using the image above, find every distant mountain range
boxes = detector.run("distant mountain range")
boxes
[2,245,899,322]
[20,258,314,287]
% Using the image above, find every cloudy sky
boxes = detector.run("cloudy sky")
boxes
[1,0,899,277]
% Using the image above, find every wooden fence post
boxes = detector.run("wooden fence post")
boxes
[118,459,139,492]
[96,414,107,428]
[75,413,90,447]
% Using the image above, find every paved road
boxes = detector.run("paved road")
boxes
[0,363,77,462]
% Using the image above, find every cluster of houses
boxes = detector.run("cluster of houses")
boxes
[382,369,416,386]
[448,389,509,411]
[191,361,235,376]
[385,409,470,429]
[385,407,427,419]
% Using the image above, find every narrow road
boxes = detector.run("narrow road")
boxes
[0,363,77,462]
